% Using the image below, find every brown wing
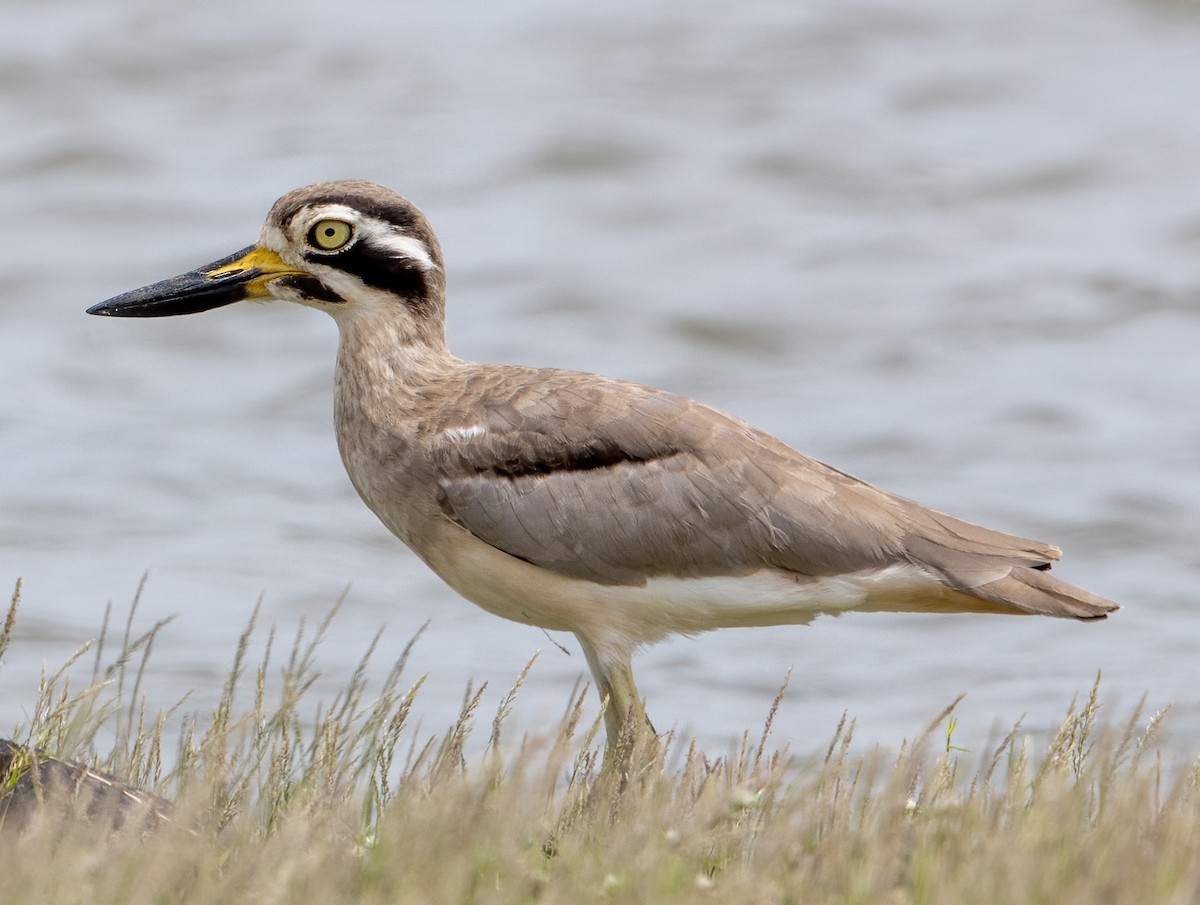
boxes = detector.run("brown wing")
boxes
[430,367,1116,618]
[433,369,903,584]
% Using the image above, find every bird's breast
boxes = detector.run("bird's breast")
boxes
[332,382,434,550]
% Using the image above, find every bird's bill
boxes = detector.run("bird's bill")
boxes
[87,246,307,318]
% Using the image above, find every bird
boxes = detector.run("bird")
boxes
[89,180,1119,758]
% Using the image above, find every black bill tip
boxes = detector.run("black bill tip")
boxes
[88,245,262,318]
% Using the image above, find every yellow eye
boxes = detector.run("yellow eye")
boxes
[307,219,354,251]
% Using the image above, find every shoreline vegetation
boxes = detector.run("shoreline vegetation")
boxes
[1,580,1197,903]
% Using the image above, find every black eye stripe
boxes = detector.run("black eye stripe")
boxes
[273,274,345,304]
[301,240,431,309]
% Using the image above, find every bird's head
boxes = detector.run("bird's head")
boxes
[88,181,446,342]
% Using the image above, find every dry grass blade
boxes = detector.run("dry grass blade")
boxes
[0,579,19,664]
[0,589,1196,905]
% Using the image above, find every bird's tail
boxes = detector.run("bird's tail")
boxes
[896,500,1119,620]
[969,567,1118,620]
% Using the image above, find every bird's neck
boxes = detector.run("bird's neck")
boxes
[333,309,458,423]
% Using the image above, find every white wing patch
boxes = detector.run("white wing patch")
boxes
[438,424,488,444]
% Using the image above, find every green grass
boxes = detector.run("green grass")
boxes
[2,578,1198,904]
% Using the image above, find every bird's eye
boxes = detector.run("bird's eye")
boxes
[307,219,354,252]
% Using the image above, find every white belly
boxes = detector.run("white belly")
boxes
[416,520,962,664]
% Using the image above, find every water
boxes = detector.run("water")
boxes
[2,0,1199,758]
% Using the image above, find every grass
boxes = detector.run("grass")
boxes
[2,578,1198,904]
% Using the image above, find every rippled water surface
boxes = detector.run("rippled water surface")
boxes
[3,0,1199,757]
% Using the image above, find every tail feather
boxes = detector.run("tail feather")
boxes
[895,499,1118,620]
[970,567,1118,620]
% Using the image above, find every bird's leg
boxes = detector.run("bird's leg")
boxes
[578,638,658,769]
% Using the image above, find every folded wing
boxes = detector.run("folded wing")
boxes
[432,368,1117,620]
